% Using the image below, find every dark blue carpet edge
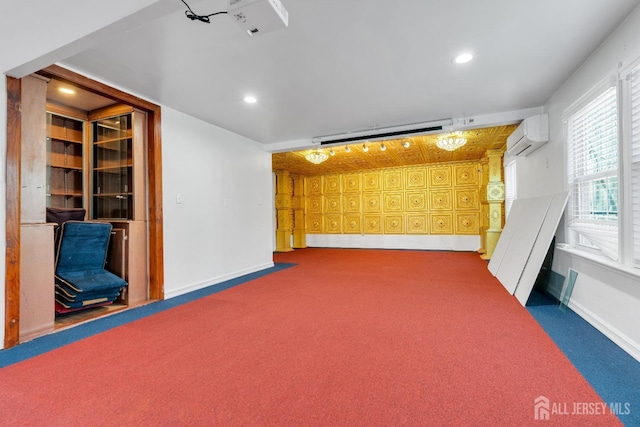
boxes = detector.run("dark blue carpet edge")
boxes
[527,290,640,427]
[0,262,296,368]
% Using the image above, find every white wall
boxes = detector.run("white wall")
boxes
[161,107,274,298]
[0,0,171,76]
[515,5,640,360]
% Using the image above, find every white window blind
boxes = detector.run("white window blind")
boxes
[504,160,516,218]
[566,85,619,260]
[630,66,640,266]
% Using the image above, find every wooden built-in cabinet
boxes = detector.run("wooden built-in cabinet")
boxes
[17,100,150,342]
[7,67,162,349]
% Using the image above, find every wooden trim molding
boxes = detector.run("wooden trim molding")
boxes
[5,77,22,348]
[147,107,164,300]
[4,66,165,348]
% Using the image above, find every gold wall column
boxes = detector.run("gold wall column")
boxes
[292,174,307,248]
[480,149,505,260]
[274,170,294,252]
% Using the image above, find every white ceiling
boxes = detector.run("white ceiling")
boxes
[23,0,640,149]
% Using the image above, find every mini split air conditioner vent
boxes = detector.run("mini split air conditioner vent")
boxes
[506,114,549,157]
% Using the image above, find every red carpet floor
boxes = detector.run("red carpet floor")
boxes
[0,249,621,426]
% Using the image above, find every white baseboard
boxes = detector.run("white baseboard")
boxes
[306,234,481,251]
[568,298,640,362]
[164,262,275,299]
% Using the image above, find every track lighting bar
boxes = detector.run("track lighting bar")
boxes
[313,119,453,145]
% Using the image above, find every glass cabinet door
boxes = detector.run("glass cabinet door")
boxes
[91,113,133,220]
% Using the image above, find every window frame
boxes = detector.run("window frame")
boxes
[563,74,620,261]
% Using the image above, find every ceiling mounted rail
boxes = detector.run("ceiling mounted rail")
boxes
[312,119,453,145]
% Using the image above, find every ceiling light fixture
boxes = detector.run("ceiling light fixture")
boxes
[58,87,75,95]
[329,148,335,156]
[345,146,351,153]
[380,142,386,151]
[362,143,369,152]
[402,140,411,148]
[453,53,474,64]
[305,149,329,164]
[436,131,467,151]
[243,95,257,103]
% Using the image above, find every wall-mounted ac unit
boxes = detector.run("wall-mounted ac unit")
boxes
[506,114,549,157]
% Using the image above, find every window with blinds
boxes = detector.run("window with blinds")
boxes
[630,66,640,266]
[504,160,516,219]
[566,85,619,261]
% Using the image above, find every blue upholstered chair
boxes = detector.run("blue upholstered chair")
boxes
[54,221,127,312]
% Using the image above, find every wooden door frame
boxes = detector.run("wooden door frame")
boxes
[4,65,164,348]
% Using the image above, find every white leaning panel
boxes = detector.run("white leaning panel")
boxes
[488,199,529,276]
[495,195,552,294]
[513,191,569,305]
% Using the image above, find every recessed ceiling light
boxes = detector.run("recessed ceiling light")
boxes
[243,95,257,104]
[453,53,474,64]
[58,87,75,95]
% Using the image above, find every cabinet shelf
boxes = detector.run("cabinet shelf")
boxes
[49,137,83,145]
[48,163,83,171]
[49,191,83,197]
[94,164,133,172]
[47,112,85,209]
[93,135,132,145]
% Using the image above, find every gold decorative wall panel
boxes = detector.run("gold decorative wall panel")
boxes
[343,214,362,233]
[343,194,361,212]
[301,161,481,237]
[407,214,428,234]
[324,195,341,214]
[455,213,480,235]
[431,213,453,234]
[307,196,322,213]
[342,173,362,193]
[363,172,381,191]
[406,168,427,189]
[384,214,405,234]
[363,192,382,213]
[406,191,427,211]
[364,214,383,233]
[383,192,404,212]
[383,170,404,190]
[307,214,323,233]
[323,175,341,194]
[430,190,452,211]
[306,176,322,196]
[454,164,479,186]
[325,214,342,233]
[454,189,480,210]
[429,166,452,187]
